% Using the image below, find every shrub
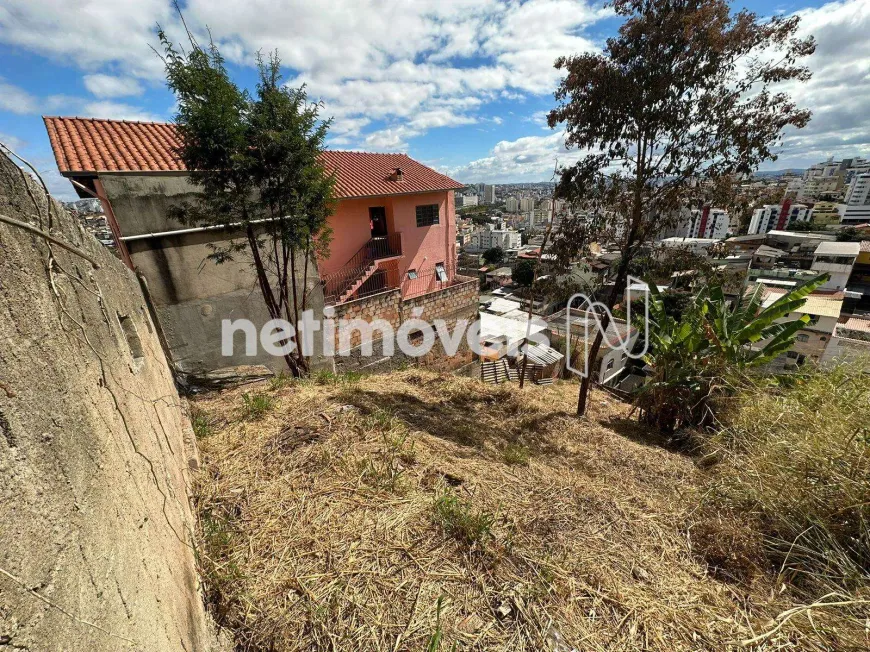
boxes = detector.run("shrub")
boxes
[190,405,214,439]
[241,392,274,420]
[502,443,530,466]
[433,492,494,547]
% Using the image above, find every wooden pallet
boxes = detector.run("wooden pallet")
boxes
[481,359,515,385]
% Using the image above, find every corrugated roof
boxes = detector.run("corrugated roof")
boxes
[839,316,870,333]
[43,116,463,199]
[524,343,564,365]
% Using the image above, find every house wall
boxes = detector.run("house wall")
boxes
[99,173,327,376]
[319,190,456,281]
[329,277,478,373]
[821,334,870,368]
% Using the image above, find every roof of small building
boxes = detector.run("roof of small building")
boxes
[814,241,860,256]
[839,315,870,333]
[760,287,844,318]
[43,116,463,199]
[485,297,522,315]
[479,313,546,347]
[524,343,564,365]
[753,244,785,258]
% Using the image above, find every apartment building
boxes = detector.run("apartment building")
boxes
[809,201,842,226]
[811,241,860,291]
[841,173,870,224]
[758,285,843,367]
[470,224,522,251]
[504,196,519,212]
[748,202,810,234]
[483,184,496,204]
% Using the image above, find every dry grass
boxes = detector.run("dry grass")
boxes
[191,368,863,651]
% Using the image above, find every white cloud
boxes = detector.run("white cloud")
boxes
[0,79,38,114]
[79,101,160,122]
[83,74,144,98]
[758,0,870,168]
[0,0,172,80]
[445,131,583,182]
[0,132,27,152]
[0,0,606,148]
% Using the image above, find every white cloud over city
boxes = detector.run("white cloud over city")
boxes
[0,0,869,186]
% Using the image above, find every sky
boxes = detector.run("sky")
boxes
[0,0,868,200]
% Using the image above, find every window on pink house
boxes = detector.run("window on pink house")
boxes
[435,263,447,281]
[415,204,440,227]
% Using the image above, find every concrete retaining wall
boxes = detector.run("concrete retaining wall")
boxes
[0,154,221,650]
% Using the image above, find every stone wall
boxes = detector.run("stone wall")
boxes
[0,153,220,650]
[331,278,479,373]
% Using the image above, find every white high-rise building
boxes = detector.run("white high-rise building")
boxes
[841,173,870,224]
[748,203,810,235]
[519,197,535,212]
[456,195,478,208]
[505,196,519,213]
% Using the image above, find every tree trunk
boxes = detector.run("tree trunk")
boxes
[247,225,301,376]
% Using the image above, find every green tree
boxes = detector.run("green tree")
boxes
[789,220,815,232]
[636,274,829,432]
[511,259,535,286]
[159,31,335,376]
[836,226,864,242]
[547,0,815,416]
[482,247,504,265]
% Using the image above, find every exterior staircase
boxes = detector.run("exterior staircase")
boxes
[323,233,402,305]
[337,261,379,303]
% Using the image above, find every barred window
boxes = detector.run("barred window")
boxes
[435,262,447,281]
[415,204,440,227]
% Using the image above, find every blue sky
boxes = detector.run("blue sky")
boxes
[0,0,867,200]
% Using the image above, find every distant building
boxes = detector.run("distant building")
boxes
[505,196,519,212]
[757,285,843,367]
[811,241,859,291]
[748,202,810,234]
[456,194,478,208]
[519,197,536,212]
[809,201,842,226]
[483,184,496,204]
[470,225,522,251]
[841,173,870,224]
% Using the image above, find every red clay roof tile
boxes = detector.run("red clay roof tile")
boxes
[43,116,463,199]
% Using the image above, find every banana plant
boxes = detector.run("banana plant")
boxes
[635,273,830,432]
[703,273,829,367]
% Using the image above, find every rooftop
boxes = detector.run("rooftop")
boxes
[43,116,463,200]
[839,315,870,333]
[814,241,860,256]
[760,287,844,319]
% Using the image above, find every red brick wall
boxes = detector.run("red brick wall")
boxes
[329,277,478,369]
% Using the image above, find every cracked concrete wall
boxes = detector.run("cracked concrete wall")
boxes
[0,153,222,650]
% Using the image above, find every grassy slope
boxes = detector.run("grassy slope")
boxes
[190,370,862,651]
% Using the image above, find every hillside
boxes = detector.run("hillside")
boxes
[190,369,866,651]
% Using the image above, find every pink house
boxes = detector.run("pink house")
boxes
[43,117,479,373]
[317,151,465,305]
